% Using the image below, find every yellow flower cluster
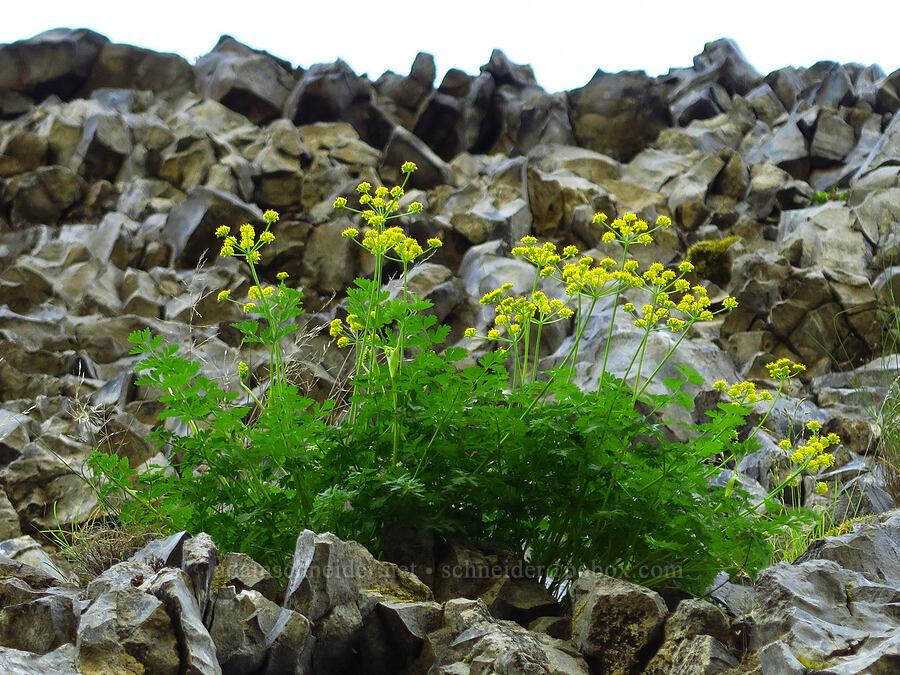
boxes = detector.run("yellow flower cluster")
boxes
[467,286,573,342]
[329,312,370,349]
[338,226,438,263]
[594,212,671,247]
[711,379,774,405]
[766,358,806,380]
[777,421,840,494]
[335,176,423,220]
[215,211,279,265]
[247,285,275,300]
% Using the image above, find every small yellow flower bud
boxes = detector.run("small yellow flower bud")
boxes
[342,228,359,238]
[263,210,279,224]
[357,182,372,193]
[407,202,424,213]
[333,196,347,209]
[337,336,351,348]
[426,237,442,247]
[276,271,288,280]
[215,225,230,238]
[217,290,231,302]
[464,328,477,338]
[238,361,249,378]
[259,231,275,244]
[815,481,828,495]
[243,302,257,312]
[401,161,418,173]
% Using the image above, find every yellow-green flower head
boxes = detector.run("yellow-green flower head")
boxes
[480,289,502,305]
[722,296,738,310]
[374,186,388,199]
[656,216,672,227]
[592,213,608,224]
[601,232,616,243]
[539,266,555,278]
[778,439,793,450]
[215,225,230,238]
[248,285,262,300]
[623,302,636,313]
[342,228,359,238]
[678,261,695,273]
[521,235,538,246]
[766,358,806,380]
[426,237,442,248]
[509,323,522,334]
[329,318,343,336]
[563,245,579,258]
[217,290,231,302]
[407,202,424,213]
[371,196,386,208]
[336,336,351,348]
[815,481,828,495]
[243,302,256,312]
[401,161,418,173]
[359,194,372,205]
[276,271,288,280]
[464,327,477,338]
[259,230,275,244]
[220,244,234,257]
[249,250,261,264]
[558,307,574,318]
[263,210,279,224]
[666,317,686,331]
[390,186,403,198]
[487,328,501,339]
[357,181,372,193]
[806,420,822,433]
[713,380,727,392]
[238,361,249,378]
[240,223,255,241]
[333,197,347,209]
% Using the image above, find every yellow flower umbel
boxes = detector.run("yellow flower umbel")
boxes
[777,420,840,495]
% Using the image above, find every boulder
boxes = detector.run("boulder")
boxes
[76,588,180,674]
[80,42,193,98]
[283,60,393,150]
[0,29,109,100]
[3,165,85,225]
[195,36,298,125]
[569,571,668,674]
[163,186,263,267]
[567,69,672,162]
[423,598,589,674]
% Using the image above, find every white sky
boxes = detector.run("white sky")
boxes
[2,1,897,94]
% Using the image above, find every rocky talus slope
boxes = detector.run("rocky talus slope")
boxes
[1,27,900,673]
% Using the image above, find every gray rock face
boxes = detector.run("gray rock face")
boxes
[4,29,900,673]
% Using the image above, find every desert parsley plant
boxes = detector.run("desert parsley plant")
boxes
[88,164,836,595]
